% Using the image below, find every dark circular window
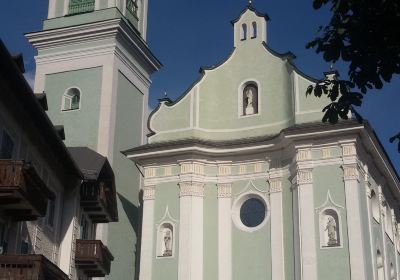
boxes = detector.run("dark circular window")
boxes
[240,198,266,228]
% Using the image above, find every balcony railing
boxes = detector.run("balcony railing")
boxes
[80,182,118,223]
[68,0,95,15]
[0,160,54,221]
[0,254,69,280]
[75,239,114,277]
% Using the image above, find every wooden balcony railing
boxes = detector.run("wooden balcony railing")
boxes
[0,254,69,280]
[80,182,118,223]
[0,160,54,221]
[75,239,114,277]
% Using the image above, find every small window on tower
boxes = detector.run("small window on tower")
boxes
[62,88,81,111]
[241,24,247,40]
[252,22,257,38]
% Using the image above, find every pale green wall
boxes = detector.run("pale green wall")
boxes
[153,182,180,280]
[313,166,351,280]
[44,67,102,150]
[232,179,271,280]
[107,72,144,279]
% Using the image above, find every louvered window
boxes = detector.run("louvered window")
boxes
[68,0,95,15]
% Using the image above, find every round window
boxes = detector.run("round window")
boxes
[239,198,266,228]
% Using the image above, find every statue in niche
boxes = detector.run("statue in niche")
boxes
[325,216,338,246]
[245,87,255,115]
[163,228,172,256]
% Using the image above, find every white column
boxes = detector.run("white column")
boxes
[343,165,367,279]
[378,186,389,280]
[139,186,156,280]
[365,182,377,280]
[47,0,57,18]
[63,0,69,15]
[392,212,399,280]
[217,183,232,280]
[270,179,285,280]
[178,182,204,280]
[294,169,317,280]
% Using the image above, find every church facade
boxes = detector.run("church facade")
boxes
[125,5,400,280]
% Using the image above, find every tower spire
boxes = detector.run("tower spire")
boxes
[248,0,253,6]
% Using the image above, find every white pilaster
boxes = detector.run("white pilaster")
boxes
[178,182,204,280]
[63,0,69,16]
[139,186,156,280]
[270,179,285,280]
[95,0,100,10]
[392,212,399,280]
[343,164,367,279]
[378,186,389,280]
[294,169,317,280]
[217,183,232,280]
[365,182,377,280]
[48,0,57,18]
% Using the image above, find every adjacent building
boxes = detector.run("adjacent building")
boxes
[0,40,118,279]
[125,4,400,280]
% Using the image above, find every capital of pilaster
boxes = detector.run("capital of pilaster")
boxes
[269,179,282,193]
[217,183,232,198]
[342,165,360,181]
[143,186,156,200]
[296,169,313,185]
[179,182,205,197]
[365,184,372,198]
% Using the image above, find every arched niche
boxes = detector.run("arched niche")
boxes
[240,82,259,117]
[156,222,175,258]
[371,190,380,222]
[251,21,257,38]
[377,249,384,280]
[319,208,341,248]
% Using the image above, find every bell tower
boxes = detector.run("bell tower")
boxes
[26,0,161,279]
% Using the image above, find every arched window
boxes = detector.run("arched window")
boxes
[62,87,81,111]
[241,24,247,40]
[157,223,174,257]
[371,190,380,222]
[242,83,258,116]
[377,249,384,280]
[252,22,257,38]
[319,208,341,247]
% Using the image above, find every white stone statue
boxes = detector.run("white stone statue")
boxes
[163,228,172,256]
[245,88,255,115]
[325,216,338,246]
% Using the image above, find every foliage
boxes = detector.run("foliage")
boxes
[306,0,400,150]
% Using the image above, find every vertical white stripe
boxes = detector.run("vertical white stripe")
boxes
[297,183,317,280]
[63,0,69,16]
[365,185,377,280]
[344,177,367,279]
[139,198,155,280]
[48,0,57,18]
[218,187,231,280]
[178,183,204,280]
[270,188,285,280]
[95,0,100,10]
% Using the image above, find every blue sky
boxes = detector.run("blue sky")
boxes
[1,0,399,172]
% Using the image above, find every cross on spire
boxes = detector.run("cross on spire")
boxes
[248,0,253,6]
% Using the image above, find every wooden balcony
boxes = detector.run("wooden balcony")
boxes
[0,254,69,280]
[80,182,118,223]
[0,160,54,221]
[75,239,114,277]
